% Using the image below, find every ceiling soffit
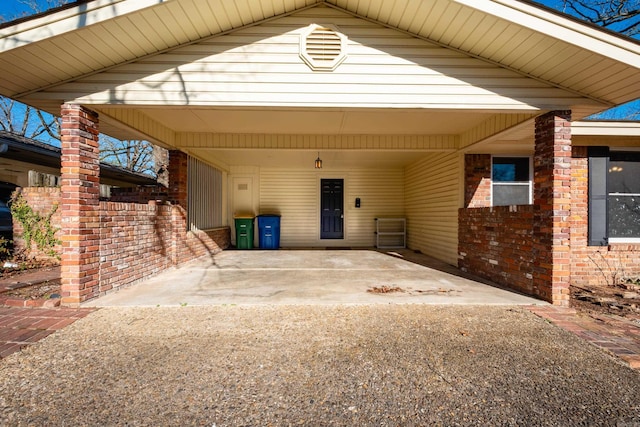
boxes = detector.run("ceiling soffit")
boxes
[0,0,638,110]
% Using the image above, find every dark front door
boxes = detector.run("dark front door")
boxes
[321,179,344,239]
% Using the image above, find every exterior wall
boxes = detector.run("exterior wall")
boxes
[49,7,583,110]
[99,201,229,294]
[459,206,535,295]
[404,152,460,265]
[11,187,62,261]
[570,146,640,286]
[464,154,492,208]
[258,168,405,247]
[109,185,168,203]
[13,191,230,296]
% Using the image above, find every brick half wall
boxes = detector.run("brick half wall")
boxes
[459,205,535,296]
[12,190,230,299]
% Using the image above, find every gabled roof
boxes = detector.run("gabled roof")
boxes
[0,0,640,120]
[0,131,157,186]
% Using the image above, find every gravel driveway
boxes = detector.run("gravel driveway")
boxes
[1,305,639,426]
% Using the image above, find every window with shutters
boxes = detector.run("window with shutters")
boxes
[300,24,347,71]
[589,148,640,245]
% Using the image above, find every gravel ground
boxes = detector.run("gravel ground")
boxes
[0,305,639,426]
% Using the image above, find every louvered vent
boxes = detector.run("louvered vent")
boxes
[300,24,347,71]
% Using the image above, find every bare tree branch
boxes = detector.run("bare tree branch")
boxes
[561,0,640,36]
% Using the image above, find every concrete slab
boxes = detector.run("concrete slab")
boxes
[85,249,545,307]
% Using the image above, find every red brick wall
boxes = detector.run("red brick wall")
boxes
[464,154,492,208]
[459,112,573,305]
[98,201,230,294]
[459,205,535,296]
[11,187,62,261]
[459,142,640,304]
[110,185,168,203]
[570,147,640,287]
[14,192,230,297]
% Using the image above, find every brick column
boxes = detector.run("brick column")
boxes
[60,104,100,306]
[464,154,492,208]
[168,150,188,207]
[532,111,572,306]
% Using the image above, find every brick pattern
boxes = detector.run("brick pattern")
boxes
[459,205,535,295]
[0,307,93,359]
[11,187,62,262]
[528,306,640,369]
[59,104,101,306]
[464,154,492,208]
[570,147,640,286]
[459,112,573,305]
[532,111,572,305]
[109,185,168,203]
[168,150,188,207]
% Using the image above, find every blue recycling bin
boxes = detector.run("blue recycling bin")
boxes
[257,214,281,249]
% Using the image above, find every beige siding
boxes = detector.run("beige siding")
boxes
[39,6,586,110]
[259,168,404,247]
[404,152,461,265]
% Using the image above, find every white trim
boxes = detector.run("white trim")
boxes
[609,238,640,244]
[572,121,640,137]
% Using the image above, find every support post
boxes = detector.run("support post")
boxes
[533,111,572,306]
[60,104,100,306]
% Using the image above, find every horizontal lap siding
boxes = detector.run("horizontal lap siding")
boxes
[405,152,460,265]
[44,7,580,109]
[259,168,404,247]
[260,171,318,246]
[346,170,404,246]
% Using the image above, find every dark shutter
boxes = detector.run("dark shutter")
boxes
[588,146,609,246]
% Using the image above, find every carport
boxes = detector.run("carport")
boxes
[85,249,542,307]
[4,0,640,307]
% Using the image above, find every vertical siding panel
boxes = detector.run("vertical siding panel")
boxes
[404,152,461,265]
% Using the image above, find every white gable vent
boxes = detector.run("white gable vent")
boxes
[300,24,347,71]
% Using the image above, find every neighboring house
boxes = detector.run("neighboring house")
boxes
[1,0,640,306]
[0,130,157,196]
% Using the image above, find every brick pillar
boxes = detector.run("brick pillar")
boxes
[168,150,188,207]
[464,154,492,208]
[60,104,100,306]
[532,111,572,306]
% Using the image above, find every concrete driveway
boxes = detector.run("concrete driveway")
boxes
[86,249,543,307]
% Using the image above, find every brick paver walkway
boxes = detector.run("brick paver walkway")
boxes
[528,305,640,369]
[0,307,94,358]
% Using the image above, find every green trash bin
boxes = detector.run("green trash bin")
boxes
[234,216,255,249]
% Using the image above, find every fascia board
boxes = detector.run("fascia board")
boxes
[0,0,171,53]
[455,0,640,69]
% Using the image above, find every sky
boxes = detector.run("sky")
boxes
[0,0,562,21]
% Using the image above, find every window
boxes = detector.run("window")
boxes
[589,148,640,245]
[608,152,640,241]
[492,157,532,206]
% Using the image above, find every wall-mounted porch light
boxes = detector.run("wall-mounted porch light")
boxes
[315,152,323,169]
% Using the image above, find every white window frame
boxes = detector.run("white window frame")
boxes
[606,148,640,244]
[491,155,533,207]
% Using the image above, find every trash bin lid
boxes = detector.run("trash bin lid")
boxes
[257,214,281,217]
